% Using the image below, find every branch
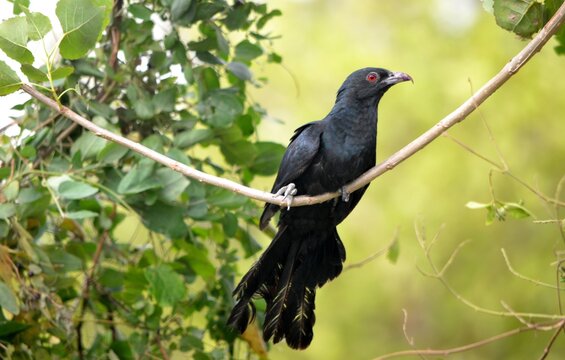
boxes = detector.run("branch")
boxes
[374,320,565,360]
[19,3,565,208]
[344,228,398,271]
[501,248,565,291]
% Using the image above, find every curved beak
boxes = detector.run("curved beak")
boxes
[382,71,413,86]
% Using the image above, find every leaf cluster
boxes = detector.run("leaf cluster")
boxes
[0,0,283,358]
[483,0,565,53]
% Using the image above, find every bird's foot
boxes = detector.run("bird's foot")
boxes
[339,187,350,202]
[275,183,298,210]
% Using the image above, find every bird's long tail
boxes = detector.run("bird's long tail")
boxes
[227,225,346,349]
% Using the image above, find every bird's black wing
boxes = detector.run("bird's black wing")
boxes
[259,121,323,229]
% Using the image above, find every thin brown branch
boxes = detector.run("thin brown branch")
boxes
[19,3,565,209]
[344,228,398,271]
[76,231,109,360]
[374,321,565,360]
[415,223,565,320]
[401,309,414,347]
[538,321,565,360]
[155,333,171,360]
[501,248,564,291]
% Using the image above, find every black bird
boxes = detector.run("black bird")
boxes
[228,67,412,349]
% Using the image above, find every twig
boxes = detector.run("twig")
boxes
[344,229,398,271]
[533,219,565,224]
[415,224,565,320]
[501,248,564,291]
[538,321,565,360]
[442,132,502,168]
[76,231,109,359]
[374,321,564,360]
[155,333,171,360]
[556,259,565,315]
[401,309,414,347]
[555,175,565,244]
[18,2,565,208]
[444,133,565,207]
[56,122,78,143]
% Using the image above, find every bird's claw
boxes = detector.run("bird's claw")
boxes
[339,187,350,202]
[275,183,297,210]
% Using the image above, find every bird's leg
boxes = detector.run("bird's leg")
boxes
[339,187,350,202]
[275,183,298,210]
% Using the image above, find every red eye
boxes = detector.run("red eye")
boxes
[366,72,378,83]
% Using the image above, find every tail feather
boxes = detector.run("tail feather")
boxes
[227,226,290,331]
[263,240,299,342]
[228,226,346,349]
[279,262,316,349]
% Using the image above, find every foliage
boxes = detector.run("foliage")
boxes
[0,0,284,358]
[483,0,565,52]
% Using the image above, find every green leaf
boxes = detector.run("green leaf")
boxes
[51,65,75,80]
[152,87,177,114]
[222,212,238,237]
[215,27,229,56]
[17,186,43,204]
[0,321,30,338]
[145,264,187,306]
[56,0,109,59]
[138,201,188,238]
[71,131,108,160]
[206,91,244,128]
[184,243,216,283]
[26,12,52,41]
[0,281,19,315]
[250,141,285,175]
[188,37,217,52]
[207,189,247,209]
[493,0,545,38]
[465,201,491,209]
[223,4,251,30]
[20,145,36,159]
[58,180,98,199]
[195,51,222,65]
[220,140,256,166]
[97,142,129,163]
[482,0,494,13]
[0,60,21,96]
[66,210,99,219]
[0,204,16,219]
[234,39,263,62]
[226,61,252,81]
[171,0,194,22]
[111,339,135,360]
[117,161,160,195]
[257,9,282,29]
[0,16,34,64]
[156,168,190,203]
[46,248,84,272]
[2,181,19,202]
[387,239,400,264]
[128,4,153,20]
[504,202,533,219]
[174,128,214,148]
[236,228,262,257]
[12,0,30,15]
[196,67,220,96]
[486,205,497,225]
[21,64,48,82]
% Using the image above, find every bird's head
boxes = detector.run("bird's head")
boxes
[336,67,412,104]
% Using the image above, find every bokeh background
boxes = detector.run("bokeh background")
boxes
[245,0,565,358]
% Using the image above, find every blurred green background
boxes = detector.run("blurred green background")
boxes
[245,0,565,358]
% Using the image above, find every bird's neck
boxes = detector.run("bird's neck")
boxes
[326,97,380,141]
